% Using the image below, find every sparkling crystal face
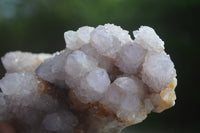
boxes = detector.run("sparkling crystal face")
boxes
[0,24,177,133]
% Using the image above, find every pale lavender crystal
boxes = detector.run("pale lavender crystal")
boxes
[0,23,177,133]
[64,50,98,90]
[65,50,97,79]
[133,26,164,53]
[36,50,71,88]
[80,44,113,72]
[0,72,58,111]
[142,53,176,92]
[64,26,94,50]
[1,51,51,73]
[90,24,133,59]
[79,67,110,103]
[115,43,146,74]
[101,77,145,122]
[77,26,95,44]
[0,72,38,96]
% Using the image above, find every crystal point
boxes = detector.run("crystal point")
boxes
[0,24,177,133]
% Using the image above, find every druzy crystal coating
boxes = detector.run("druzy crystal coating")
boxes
[0,24,177,133]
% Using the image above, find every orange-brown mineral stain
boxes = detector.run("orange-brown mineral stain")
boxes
[151,77,177,113]
[167,78,177,90]
[160,88,176,102]
[89,102,133,124]
[36,77,60,100]
[160,78,177,105]
[69,91,129,126]
[37,78,50,94]
[90,102,112,117]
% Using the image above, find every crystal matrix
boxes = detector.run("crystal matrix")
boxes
[0,24,177,133]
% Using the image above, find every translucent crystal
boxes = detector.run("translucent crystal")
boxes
[36,50,71,88]
[0,72,58,112]
[80,44,113,72]
[77,26,95,44]
[142,53,176,92]
[0,72,38,96]
[101,77,145,122]
[65,50,97,79]
[91,24,133,59]
[0,24,177,133]
[64,26,94,50]
[115,43,146,74]
[1,51,51,73]
[133,26,164,53]
[78,67,110,103]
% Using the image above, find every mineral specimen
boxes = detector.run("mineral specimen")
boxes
[0,24,177,133]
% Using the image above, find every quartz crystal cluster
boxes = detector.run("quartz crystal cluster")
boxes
[0,24,177,133]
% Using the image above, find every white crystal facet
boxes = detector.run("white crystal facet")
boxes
[115,43,146,74]
[1,51,51,73]
[91,24,133,59]
[77,26,94,44]
[142,53,176,91]
[0,72,58,112]
[80,44,113,72]
[36,50,71,88]
[0,72,37,96]
[133,26,164,53]
[65,50,97,79]
[101,76,145,122]
[64,26,94,50]
[0,24,177,133]
[78,67,110,103]
[64,30,81,50]
[117,95,141,121]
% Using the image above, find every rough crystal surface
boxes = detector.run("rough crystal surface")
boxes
[65,50,97,79]
[36,50,71,88]
[0,72,58,111]
[90,24,133,59]
[80,44,113,72]
[115,43,146,74]
[101,77,145,122]
[142,52,176,92]
[79,67,110,103]
[133,26,164,53]
[1,51,51,73]
[64,26,94,50]
[0,24,177,133]
[0,72,38,96]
